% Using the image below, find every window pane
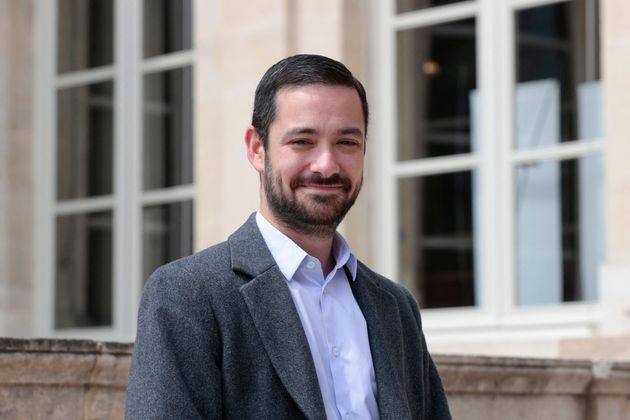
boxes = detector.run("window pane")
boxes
[143,200,193,281]
[143,0,193,58]
[398,171,476,308]
[515,0,601,150]
[55,211,113,328]
[397,19,477,161]
[143,66,194,190]
[516,155,605,306]
[57,0,114,73]
[57,81,114,200]
[397,0,468,14]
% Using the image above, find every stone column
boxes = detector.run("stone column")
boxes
[599,0,630,335]
[195,0,291,250]
[0,0,35,336]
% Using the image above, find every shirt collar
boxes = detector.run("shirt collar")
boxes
[255,211,357,282]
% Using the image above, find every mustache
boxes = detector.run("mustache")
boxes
[290,174,352,191]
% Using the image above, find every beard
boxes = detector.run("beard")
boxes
[263,157,362,238]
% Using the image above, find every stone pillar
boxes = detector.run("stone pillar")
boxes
[0,0,35,336]
[195,0,291,250]
[598,0,630,335]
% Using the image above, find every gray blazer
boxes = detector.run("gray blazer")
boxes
[125,214,451,419]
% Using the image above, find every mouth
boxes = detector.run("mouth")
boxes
[299,183,345,191]
[292,174,352,194]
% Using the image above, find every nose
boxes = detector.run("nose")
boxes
[310,146,340,178]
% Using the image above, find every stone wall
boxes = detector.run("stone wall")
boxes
[437,354,630,420]
[0,339,131,420]
[0,0,35,337]
[1,339,629,419]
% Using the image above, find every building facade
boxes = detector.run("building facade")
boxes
[1,0,629,359]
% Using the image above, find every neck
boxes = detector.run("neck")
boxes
[259,207,336,276]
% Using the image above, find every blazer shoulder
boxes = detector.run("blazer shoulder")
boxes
[143,240,235,297]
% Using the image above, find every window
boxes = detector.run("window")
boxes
[371,0,603,330]
[35,0,194,339]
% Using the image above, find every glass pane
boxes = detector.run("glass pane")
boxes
[143,200,194,281]
[143,0,193,58]
[57,81,114,200]
[516,155,605,306]
[397,19,477,161]
[55,211,113,328]
[397,0,467,14]
[143,66,194,190]
[57,0,114,73]
[398,171,476,308]
[515,0,601,150]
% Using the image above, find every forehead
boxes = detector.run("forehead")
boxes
[272,84,365,130]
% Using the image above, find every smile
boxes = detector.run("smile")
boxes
[299,184,345,191]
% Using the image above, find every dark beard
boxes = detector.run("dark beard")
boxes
[263,159,362,238]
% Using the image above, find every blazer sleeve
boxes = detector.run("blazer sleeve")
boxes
[125,264,222,420]
[403,288,452,420]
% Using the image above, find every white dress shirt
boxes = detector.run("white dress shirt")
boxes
[256,212,379,420]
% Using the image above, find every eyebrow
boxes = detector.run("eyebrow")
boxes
[282,126,364,141]
[338,127,364,137]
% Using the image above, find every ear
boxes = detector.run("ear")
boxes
[245,125,265,173]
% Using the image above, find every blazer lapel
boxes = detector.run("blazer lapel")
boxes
[350,265,413,420]
[229,214,326,420]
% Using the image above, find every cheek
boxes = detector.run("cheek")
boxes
[343,157,364,179]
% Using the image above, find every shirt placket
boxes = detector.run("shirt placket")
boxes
[322,272,358,419]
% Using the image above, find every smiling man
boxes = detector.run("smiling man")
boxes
[126,55,451,420]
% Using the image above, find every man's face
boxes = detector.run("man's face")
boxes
[261,84,366,237]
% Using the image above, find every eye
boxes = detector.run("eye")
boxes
[338,139,360,147]
[290,139,312,145]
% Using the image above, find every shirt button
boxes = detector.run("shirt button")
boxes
[344,414,351,420]
[306,260,315,269]
[332,346,340,357]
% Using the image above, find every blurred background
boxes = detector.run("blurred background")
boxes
[1,0,628,361]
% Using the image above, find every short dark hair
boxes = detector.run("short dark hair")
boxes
[251,54,369,149]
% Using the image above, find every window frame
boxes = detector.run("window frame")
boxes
[368,0,604,340]
[34,0,195,341]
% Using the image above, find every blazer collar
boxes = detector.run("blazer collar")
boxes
[228,213,276,278]
[350,264,414,419]
[228,213,327,420]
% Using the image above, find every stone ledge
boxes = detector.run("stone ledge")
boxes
[0,337,133,355]
[2,340,630,420]
[434,354,630,396]
[0,338,131,419]
[0,338,131,387]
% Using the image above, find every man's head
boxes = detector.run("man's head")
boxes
[251,54,369,149]
[246,55,368,238]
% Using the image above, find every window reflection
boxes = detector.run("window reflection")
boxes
[515,0,601,149]
[55,211,113,328]
[399,171,476,308]
[57,0,114,73]
[397,18,476,161]
[144,0,193,58]
[516,155,604,306]
[57,81,114,200]
[143,201,193,281]
[143,66,194,190]
[397,0,467,14]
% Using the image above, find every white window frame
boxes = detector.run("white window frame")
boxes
[34,0,195,341]
[368,0,604,341]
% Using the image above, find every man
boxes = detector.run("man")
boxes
[126,54,451,419]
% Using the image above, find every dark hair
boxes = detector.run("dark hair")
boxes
[251,54,369,149]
